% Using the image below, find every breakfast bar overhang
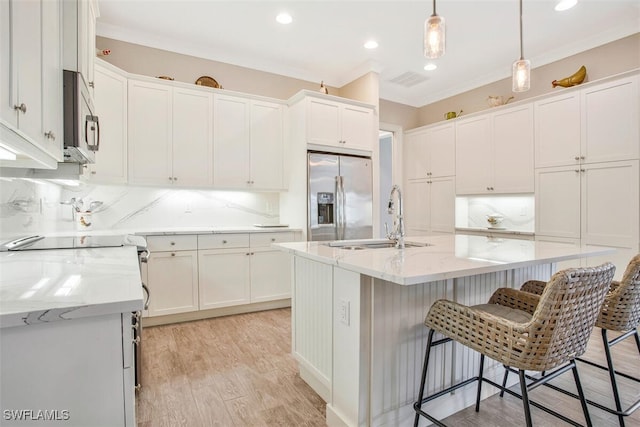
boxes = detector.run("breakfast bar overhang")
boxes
[274,234,615,427]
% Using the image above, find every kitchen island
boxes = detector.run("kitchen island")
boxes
[0,246,143,426]
[274,234,615,427]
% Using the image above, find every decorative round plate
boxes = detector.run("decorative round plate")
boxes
[195,76,221,88]
[156,75,174,80]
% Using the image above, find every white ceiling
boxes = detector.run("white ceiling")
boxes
[96,0,639,107]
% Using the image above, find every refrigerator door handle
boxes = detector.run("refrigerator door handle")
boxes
[337,175,346,240]
[335,175,341,240]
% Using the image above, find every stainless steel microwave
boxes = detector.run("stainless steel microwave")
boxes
[63,70,99,163]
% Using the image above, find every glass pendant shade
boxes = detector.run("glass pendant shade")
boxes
[512,58,531,92]
[424,14,445,58]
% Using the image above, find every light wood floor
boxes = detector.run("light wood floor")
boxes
[136,308,639,426]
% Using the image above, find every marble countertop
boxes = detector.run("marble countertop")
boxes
[0,246,143,328]
[274,234,615,285]
[1,226,301,240]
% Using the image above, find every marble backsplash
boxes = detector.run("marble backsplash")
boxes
[455,195,535,232]
[0,178,280,239]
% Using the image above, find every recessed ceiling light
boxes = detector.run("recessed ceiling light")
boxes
[555,0,578,11]
[276,12,292,24]
[424,63,437,71]
[364,40,378,49]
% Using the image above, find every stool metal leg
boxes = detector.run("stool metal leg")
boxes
[414,329,435,427]
[475,354,485,412]
[519,370,533,427]
[602,328,625,427]
[499,365,509,398]
[572,363,593,427]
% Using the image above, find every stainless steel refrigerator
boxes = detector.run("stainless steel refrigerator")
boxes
[308,151,373,241]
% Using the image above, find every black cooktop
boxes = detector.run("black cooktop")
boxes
[0,234,147,251]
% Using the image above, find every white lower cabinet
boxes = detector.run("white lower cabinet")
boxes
[199,248,251,309]
[0,313,136,426]
[145,232,297,318]
[250,233,293,302]
[145,235,199,316]
[198,232,294,309]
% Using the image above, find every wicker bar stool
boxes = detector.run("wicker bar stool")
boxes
[413,263,616,427]
[518,254,640,426]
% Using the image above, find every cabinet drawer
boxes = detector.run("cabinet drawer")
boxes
[198,233,249,250]
[146,235,197,252]
[250,231,296,247]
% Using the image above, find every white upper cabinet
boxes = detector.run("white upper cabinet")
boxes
[492,104,534,193]
[172,87,214,187]
[535,75,639,168]
[300,94,375,152]
[404,122,455,181]
[213,94,285,190]
[0,0,63,168]
[213,94,251,188]
[3,0,43,140]
[307,97,341,146]
[63,0,98,100]
[85,61,128,184]
[404,130,429,181]
[40,0,64,160]
[455,115,492,194]
[456,104,534,194]
[340,103,374,151]
[250,100,285,190]
[534,92,581,168]
[127,79,173,186]
[581,75,639,163]
[127,78,213,187]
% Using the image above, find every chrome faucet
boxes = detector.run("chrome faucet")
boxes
[385,185,405,249]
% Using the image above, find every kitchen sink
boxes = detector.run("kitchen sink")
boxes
[325,239,431,250]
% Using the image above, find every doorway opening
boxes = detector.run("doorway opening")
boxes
[379,130,394,238]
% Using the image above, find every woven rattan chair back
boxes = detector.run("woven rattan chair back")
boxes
[520,263,615,371]
[596,254,640,332]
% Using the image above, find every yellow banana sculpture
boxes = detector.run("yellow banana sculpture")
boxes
[552,65,587,88]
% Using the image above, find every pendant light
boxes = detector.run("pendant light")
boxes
[512,0,530,92]
[424,0,445,59]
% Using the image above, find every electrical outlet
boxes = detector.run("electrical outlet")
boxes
[338,299,350,325]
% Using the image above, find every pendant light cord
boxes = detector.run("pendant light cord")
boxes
[519,0,524,60]
[432,0,437,17]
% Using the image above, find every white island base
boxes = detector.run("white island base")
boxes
[277,235,614,426]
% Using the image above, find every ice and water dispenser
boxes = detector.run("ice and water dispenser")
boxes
[317,192,334,225]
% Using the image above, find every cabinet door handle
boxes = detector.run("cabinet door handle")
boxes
[580,168,585,172]
[173,176,178,181]
[575,169,580,173]
[271,238,276,242]
[222,240,227,244]
[14,103,26,113]
[171,253,175,256]
[170,242,175,246]
[44,131,56,140]
[88,81,95,88]
[574,156,580,161]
